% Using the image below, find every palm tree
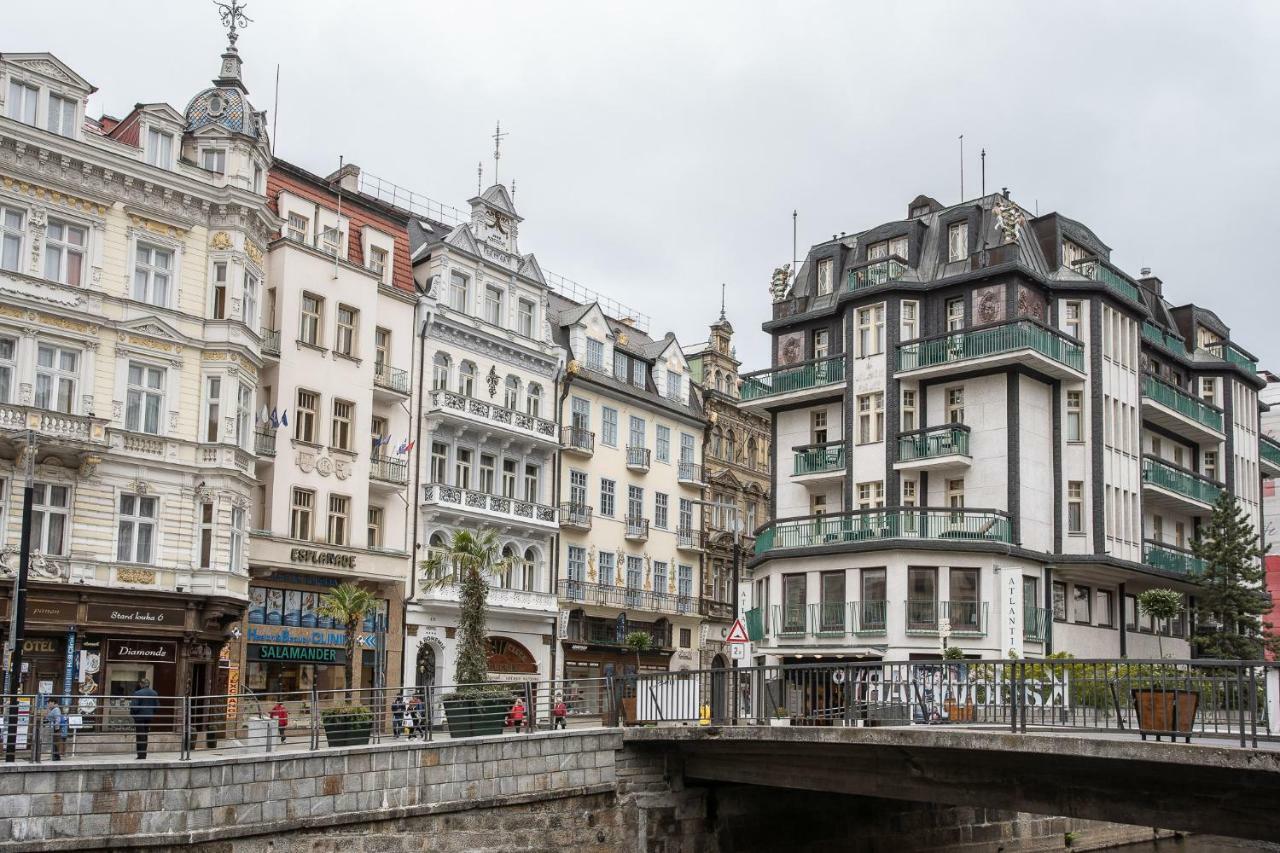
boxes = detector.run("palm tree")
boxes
[318,582,375,701]
[420,529,513,688]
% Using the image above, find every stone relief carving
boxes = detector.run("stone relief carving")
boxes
[210,231,233,250]
[972,284,1005,325]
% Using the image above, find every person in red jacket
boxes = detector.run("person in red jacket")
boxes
[508,697,526,731]
[269,700,288,743]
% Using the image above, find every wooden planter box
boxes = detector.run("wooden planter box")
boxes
[1131,688,1199,743]
[945,701,975,722]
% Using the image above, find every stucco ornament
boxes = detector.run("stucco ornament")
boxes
[486,366,500,398]
[993,199,1024,244]
[566,359,581,375]
[769,264,791,303]
[211,231,233,250]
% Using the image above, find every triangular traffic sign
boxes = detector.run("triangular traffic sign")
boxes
[726,618,749,643]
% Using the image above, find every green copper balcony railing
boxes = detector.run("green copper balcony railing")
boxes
[1024,606,1049,642]
[1198,341,1258,373]
[793,442,845,476]
[808,602,848,636]
[744,607,765,642]
[1143,540,1208,577]
[754,508,1012,556]
[1141,455,1222,505]
[741,355,845,401]
[1141,374,1224,433]
[1071,258,1142,304]
[850,600,887,634]
[1141,321,1186,355]
[896,320,1084,374]
[848,257,907,290]
[1261,436,1280,469]
[897,425,971,462]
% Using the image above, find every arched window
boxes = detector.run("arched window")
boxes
[711,427,723,458]
[746,436,757,470]
[523,546,539,592]
[428,532,452,579]
[712,370,722,393]
[725,429,736,462]
[459,361,477,397]
[431,352,451,391]
[500,544,519,588]
[526,383,542,418]
[504,375,521,410]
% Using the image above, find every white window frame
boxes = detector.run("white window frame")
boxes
[1067,481,1084,533]
[199,501,214,569]
[0,204,24,272]
[300,293,323,346]
[1067,390,1083,442]
[117,493,158,564]
[948,221,968,262]
[133,242,174,308]
[330,399,353,451]
[484,284,504,326]
[517,298,535,338]
[946,298,965,331]
[901,300,918,340]
[327,494,350,546]
[242,270,260,328]
[946,387,965,424]
[901,388,917,433]
[230,505,246,572]
[602,406,618,446]
[656,424,671,463]
[448,270,469,312]
[290,487,314,540]
[287,212,309,243]
[0,334,15,404]
[34,342,79,414]
[46,93,77,137]
[44,218,87,286]
[335,304,357,356]
[295,388,319,443]
[125,360,166,435]
[368,245,388,278]
[7,80,39,125]
[200,147,227,175]
[30,482,70,556]
[203,375,222,443]
[816,257,833,296]
[1063,300,1083,339]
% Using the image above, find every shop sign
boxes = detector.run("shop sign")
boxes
[265,572,341,588]
[22,638,58,654]
[288,548,357,569]
[248,644,344,664]
[106,639,177,664]
[26,600,78,623]
[87,605,185,628]
[225,665,240,718]
[246,623,348,647]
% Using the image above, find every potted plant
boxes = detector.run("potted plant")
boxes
[420,530,514,738]
[769,707,791,727]
[620,630,652,725]
[317,582,376,746]
[1131,588,1197,741]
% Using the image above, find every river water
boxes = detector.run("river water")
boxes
[1110,837,1280,852]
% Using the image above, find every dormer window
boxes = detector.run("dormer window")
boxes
[145,128,174,168]
[200,148,227,175]
[320,226,341,256]
[948,222,968,262]
[6,81,38,125]
[816,258,833,296]
[910,204,930,219]
[1062,239,1090,271]
[286,213,309,243]
[584,338,604,371]
[631,360,646,388]
[368,246,387,278]
[888,236,908,259]
[666,372,682,400]
[46,95,76,137]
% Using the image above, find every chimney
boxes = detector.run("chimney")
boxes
[1001,187,1010,199]
[1137,269,1162,296]
[327,163,361,193]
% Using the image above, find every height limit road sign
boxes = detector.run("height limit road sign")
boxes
[726,619,749,644]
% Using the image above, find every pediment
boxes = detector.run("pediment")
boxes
[119,316,184,343]
[136,102,186,128]
[2,53,94,94]
[443,224,480,255]
[517,253,546,285]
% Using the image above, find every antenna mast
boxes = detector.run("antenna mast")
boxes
[981,148,986,197]
[959,134,965,201]
[792,210,798,277]
[271,64,280,155]
[492,121,508,185]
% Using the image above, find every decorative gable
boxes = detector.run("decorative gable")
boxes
[517,253,546,285]
[443,224,481,255]
[1,53,95,95]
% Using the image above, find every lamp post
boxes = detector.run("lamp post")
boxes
[3,431,36,762]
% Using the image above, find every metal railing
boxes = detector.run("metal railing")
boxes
[1198,341,1258,373]
[793,442,844,476]
[561,426,595,454]
[557,579,694,616]
[560,502,593,529]
[371,454,409,485]
[1261,435,1280,469]
[624,515,650,540]
[254,427,276,457]
[1142,455,1222,505]
[848,256,907,290]
[1141,321,1186,355]
[1071,258,1143,304]
[1141,374,1223,432]
[677,461,705,484]
[626,446,651,470]
[677,527,704,551]
[754,508,1013,555]
[1024,606,1050,642]
[741,355,846,402]
[1143,539,1208,577]
[260,328,281,356]
[373,362,410,394]
[897,424,971,462]
[897,320,1084,374]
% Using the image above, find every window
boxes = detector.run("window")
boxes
[44,220,86,286]
[1063,301,1082,339]
[1067,390,1083,441]
[679,497,694,534]
[1067,481,1084,533]
[861,568,887,619]
[501,459,517,497]
[331,399,353,451]
[517,298,535,338]
[243,271,259,327]
[374,328,391,372]
[30,483,70,555]
[666,372,681,401]
[597,551,614,586]
[145,127,174,167]
[199,502,214,569]
[287,213,309,243]
[655,493,669,529]
[811,493,827,516]
[888,235,908,258]
[857,392,884,443]
[946,387,964,424]
[628,359,643,387]
[1063,239,1089,270]
[327,495,350,545]
[300,293,323,346]
[629,415,646,449]
[901,389,917,432]
[855,306,884,357]
[1200,377,1217,407]
[568,469,587,508]
[253,163,265,194]
[449,270,469,311]
[812,409,828,444]
[294,389,318,443]
[368,246,387,278]
[430,442,448,483]
[367,506,383,548]
[211,262,228,319]
[656,425,671,463]
[901,300,918,340]
[627,484,644,521]
[600,478,616,517]
[7,80,38,124]
[523,464,540,503]
[333,305,356,356]
[1052,581,1067,621]
[0,336,15,403]
[1,205,24,272]
[112,493,158,564]
[625,556,643,593]
[782,574,807,633]
[47,94,76,137]
[946,478,965,509]
[478,454,496,494]
[432,352,452,391]
[484,284,504,325]
[907,567,937,629]
[236,383,252,450]
[320,227,341,256]
[455,448,473,489]
[813,329,829,360]
[613,351,628,381]
[1096,589,1115,628]
[133,243,174,306]
[526,383,542,417]
[1072,585,1092,624]
[856,481,884,509]
[585,338,604,371]
[948,221,968,262]
[1204,450,1218,482]
[678,564,693,605]
[946,298,964,332]
[816,258,833,296]
[1125,594,1139,630]
[35,343,78,413]
[504,375,520,410]
[125,362,164,434]
[949,567,980,630]
[200,148,227,175]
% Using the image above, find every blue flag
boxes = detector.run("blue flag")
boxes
[281,410,289,427]
[269,407,279,428]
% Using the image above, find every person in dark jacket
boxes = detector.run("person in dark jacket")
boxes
[391,694,406,739]
[129,679,160,759]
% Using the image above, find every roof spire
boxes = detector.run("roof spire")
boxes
[492,120,508,185]
[719,283,726,322]
[213,1,252,92]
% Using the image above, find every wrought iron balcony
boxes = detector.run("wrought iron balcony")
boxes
[422,482,558,528]
[1141,455,1221,508]
[1143,540,1208,578]
[896,320,1084,377]
[559,502,593,530]
[1070,258,1142,304]
[848,256,907,290]
[561,426,595,455]
[851,600,887,635]
[740,355,845,403]
[624,515,650,541]
[896,425,971,465]
[260,328,281,357]
[557,580,693,618]
[370,454,409,486]
[676,527,704,552]
[254,427,276,457]
[808,601,848,637]
[626,446,651,472]
[427,389,558,442]
[699,597,734,620]
[373,362,410,395]
[754,508,1012,555]
[1141,374,1223,435]
[793,442,844,477]
[677,461,705,485]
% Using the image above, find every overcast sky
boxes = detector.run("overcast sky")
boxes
[8,1,1280,370]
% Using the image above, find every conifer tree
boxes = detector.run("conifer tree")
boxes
[1190,492,1277,659]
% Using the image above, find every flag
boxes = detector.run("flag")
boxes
[404,439,416,453]
[371,434,384,450]
[259,404,269,425]
[281,410,289,427]
[396,439,408,455]
[269,407,279,428]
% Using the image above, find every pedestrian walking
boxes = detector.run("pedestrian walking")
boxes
[269,700,288,743]
[409,694,427,739]
[129,679,159,759]
[552,694,568,730]
[391,694,406,739]
[44,699,66,761]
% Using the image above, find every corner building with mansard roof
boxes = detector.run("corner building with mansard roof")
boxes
[744,191,1274,664]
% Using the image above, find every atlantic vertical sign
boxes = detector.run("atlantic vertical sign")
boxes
[998,568,1024,658]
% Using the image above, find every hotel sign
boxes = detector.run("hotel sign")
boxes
[998,567,1024,659]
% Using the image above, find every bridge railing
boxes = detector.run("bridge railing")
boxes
[631,658,1278,747]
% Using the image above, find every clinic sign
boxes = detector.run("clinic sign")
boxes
[998,567,1023,659]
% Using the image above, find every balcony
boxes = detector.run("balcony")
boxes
[370,454,409,488]
[808,601,848,637]
[1024,606,1049,642]
[699,597,734,620]
[372,362,410,397]
[254,427,276,458]
[1140,374,1224,443]
[1196,341,1258,373]
[1143,540,1208,578]
[792,442,845,482]
[894,425,971,472]
[1070,258,1143,305]
[1260,435,1280,478]
[624,516,650,542]
[561,426,595,456]
[1141,455,1221,514]
[261,328,281,358]
[416,558,557,612]
[421,482,558,530]
[740,355,845,409]
[902,600,988,635]
[626,446,651,472]
[771,606,808,639]
[848,256,907,291]
[426,389,559,446]
[851,600,888,635]
[560,502,593,530]
[896,320,1084,380]
[1141,321,1186,356]
[557,580,693,618]
[754,508,1013,556]
[677,461,706,486]
[0,403,108,467]
[676,527,704,552]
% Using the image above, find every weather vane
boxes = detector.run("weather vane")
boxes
[214,0,252,47]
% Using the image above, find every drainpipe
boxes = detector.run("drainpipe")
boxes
[552,363,572,680]
[408,293,433,603]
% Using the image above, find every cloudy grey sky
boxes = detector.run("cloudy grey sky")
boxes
[8,1,1280,370]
